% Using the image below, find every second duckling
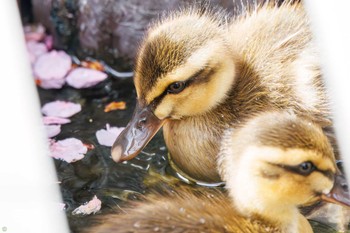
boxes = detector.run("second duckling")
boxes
[86,112,349,233]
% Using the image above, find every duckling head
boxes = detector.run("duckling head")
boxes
[218,112,350,229]
[111,7,236,161]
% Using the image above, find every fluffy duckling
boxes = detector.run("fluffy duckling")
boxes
[87,112,348,233]
[111,2,331,182]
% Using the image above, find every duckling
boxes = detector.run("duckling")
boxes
[111,2,331,182]
[87,112,349,233]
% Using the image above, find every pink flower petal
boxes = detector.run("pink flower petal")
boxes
[44,35,53,50]
[58,203,66,211]
[26,41,47,64]
[24,24,45,42]
[43,116,71,125]
[33,50,72,89]
[66,67,108,88]
[45,124,61,138]
[50,138,88,163]
[39,78,66,89]
[72,195,102,215]
[41,101,81,118]
[96,124,125,147]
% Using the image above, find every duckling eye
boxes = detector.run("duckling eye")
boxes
[298,162,315,175]
[167,81,186,94]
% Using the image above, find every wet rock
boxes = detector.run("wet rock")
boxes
[30,0,238,70]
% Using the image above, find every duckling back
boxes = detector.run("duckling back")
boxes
[84,187,280,233]
[228,3,329,125]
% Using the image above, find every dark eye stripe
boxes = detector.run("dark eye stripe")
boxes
[149,67,214,110]
[149,90,168,111]
[279,163,315,176]
[269,162,334,180]
[319,169,334,181]
[187,67,214,85]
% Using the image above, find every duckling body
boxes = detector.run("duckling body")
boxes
[163,4,330,182]
[89,112,348,233]
[112,2,331,182]
[86,187,296,233]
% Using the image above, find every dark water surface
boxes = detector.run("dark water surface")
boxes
[37,66,347,233]
[38,74,171,232]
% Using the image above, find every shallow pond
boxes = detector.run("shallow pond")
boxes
[35,66,349,232]
[37,71,168,231]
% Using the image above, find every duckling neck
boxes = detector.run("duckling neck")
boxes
[253,206,300,233]
[246,204,312,233]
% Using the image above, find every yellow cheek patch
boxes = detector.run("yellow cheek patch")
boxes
[144,41,223,104]
[152,83,208,119]
[154,100,173,120]
[245,146,336,173]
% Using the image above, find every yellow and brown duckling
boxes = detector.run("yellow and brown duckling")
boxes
[88,112,349,233]
[111,2,331,183]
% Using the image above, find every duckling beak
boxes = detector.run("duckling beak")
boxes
[111,103,165,162]
[321,174,350,208]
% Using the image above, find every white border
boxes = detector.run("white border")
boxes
[0,1,69,232]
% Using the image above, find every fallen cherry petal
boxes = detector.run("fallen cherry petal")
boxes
[45,125,61,138]
[66,67,108,88]
[24,24,45,42]
[43,116,71,125]
[96,124,125,147]
[72,195,101,215]
[44,35,53,50]
[50,138,87,163]
[104,101,126,112]
[34,50,72,89]
[41,101,81,118]
[40,77,66,89]
[26,41,47,64]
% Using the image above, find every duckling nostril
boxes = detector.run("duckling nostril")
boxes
[136,117,147,129]
[341,183,349,192]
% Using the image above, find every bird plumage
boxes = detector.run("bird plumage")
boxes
[87,112,347,233]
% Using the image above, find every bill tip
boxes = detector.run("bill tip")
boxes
[111,145,122,162]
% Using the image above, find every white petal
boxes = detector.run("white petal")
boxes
[96,124,125,147]
[45,125,61,138]
[49,138,88,163]
[33,50,72,89]
[72,195,102,215]
[41,101,81,118]
[66,67,108,88]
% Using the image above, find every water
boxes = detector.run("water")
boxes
[37,72,169,232]
[37,61,349,233]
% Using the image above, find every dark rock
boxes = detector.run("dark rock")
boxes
[30,0,239,70]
